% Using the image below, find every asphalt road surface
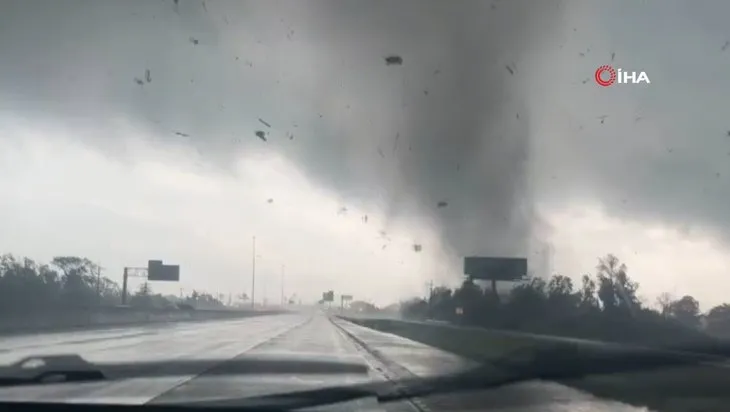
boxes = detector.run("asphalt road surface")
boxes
[0,312,648,411]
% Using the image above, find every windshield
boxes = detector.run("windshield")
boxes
[0,0,728,410]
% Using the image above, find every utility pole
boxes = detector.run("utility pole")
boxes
[121,267,129,305]
[280,264,285,306]
[251,236,256,308]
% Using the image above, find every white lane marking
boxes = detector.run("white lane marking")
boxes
[334,318,650,412]
[331,318,424,412]
[0,316,297,362]
[70,317,309,404]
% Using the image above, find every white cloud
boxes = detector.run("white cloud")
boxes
[0,115,448,306]
[544,202,730,311]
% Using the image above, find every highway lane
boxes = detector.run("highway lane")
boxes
[0,313,651,411]
[149,314,409,411]
[0,313,310,403]
[0,312,412,411]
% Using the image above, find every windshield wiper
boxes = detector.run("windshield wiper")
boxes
[0,355,105,386]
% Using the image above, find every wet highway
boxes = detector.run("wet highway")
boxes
[0,313,648,411]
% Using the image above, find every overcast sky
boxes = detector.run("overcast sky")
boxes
[1,0,729,309]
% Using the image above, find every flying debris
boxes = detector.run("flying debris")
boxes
[189,37,200,45]
[338,207,348,215]
[255,131,267,141]
[174,131,190,137]
[437,201,448,208]
[378,230,391,242]
[258,118,272,128]
[362,215,368,223]
[413,244,423,252]
[267,198,274,204]
[134,78,144,86]
[384,55,403,66]
[392,132,400,153]
[145,69,152,83]
[505,65,515,75]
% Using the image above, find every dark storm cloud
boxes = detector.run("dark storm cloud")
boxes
[524,0,730,245]
[274,0,563,256]
[0,0,563,258]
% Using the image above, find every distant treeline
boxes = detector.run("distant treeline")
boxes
[0,254,226,312]
[400,254,730,346]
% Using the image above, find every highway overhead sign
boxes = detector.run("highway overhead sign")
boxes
[147,260,180,281]
[463,257,527,281]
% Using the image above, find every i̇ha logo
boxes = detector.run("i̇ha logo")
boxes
[595,65,650,87]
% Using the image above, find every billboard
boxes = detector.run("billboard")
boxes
[341,295,353,301]
[322,291,335,302]
[463,257,527,281]
[148,260,180,281]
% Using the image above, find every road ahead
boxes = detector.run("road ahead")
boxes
[0,313,646,411]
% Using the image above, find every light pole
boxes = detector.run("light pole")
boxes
[280,264,285,306]
[426,280,434,314]
[96,262,102,306]
[251,236,256,308]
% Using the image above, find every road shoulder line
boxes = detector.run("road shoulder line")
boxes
[330,316,431,412]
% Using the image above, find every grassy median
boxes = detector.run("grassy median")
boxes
[345,317,730,412]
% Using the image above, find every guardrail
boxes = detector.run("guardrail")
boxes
[338,316,727,362]
[0,307,288,335]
